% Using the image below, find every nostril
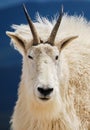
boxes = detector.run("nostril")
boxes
[37,87,53,96]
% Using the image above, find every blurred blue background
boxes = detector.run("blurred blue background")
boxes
[0,0,90,130]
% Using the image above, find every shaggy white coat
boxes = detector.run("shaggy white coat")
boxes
[7,14,90,130]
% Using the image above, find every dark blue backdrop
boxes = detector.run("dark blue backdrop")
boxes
[0,1,90,130]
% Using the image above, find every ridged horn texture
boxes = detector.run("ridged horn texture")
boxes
[23,4,40,45]
[48,5,64,45]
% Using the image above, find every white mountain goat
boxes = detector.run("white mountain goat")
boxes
[6,4,90,130]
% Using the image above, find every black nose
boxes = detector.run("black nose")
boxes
[37,87,53,96]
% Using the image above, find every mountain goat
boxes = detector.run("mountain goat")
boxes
[6,4,90,130]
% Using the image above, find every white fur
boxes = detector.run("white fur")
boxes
[7,14,90,130]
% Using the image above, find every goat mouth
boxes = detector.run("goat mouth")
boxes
[39,97,50,101]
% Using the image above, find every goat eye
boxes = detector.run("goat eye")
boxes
[28,55,33,60]
[55,56,58,60]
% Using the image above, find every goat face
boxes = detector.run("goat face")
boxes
[26,43,60,104]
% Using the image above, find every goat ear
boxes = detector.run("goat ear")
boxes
[59,36,78,51]
[6,31,26,56]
